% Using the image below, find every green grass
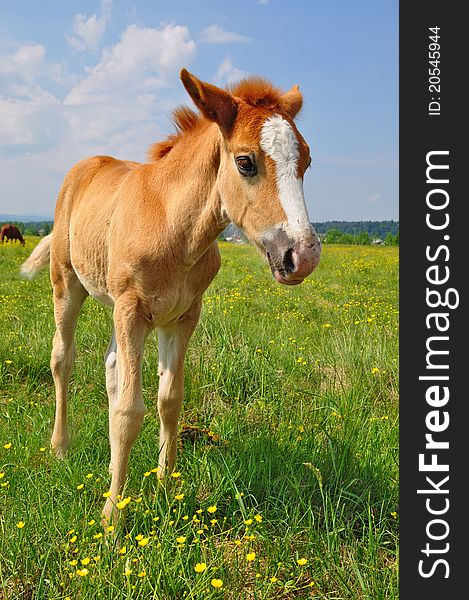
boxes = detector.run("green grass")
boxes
[0,238,398,599]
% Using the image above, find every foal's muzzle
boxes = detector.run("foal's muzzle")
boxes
[263,227,321,285]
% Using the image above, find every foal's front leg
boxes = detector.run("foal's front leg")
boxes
[157,300,202,476]
[102,297,147,525]
[104,328,118,474]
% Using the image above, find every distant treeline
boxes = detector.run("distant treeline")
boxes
[3,219,399,246]
[0,221,52,236]
[312,220,399,238]
[221,220,399,246]
[322,229,399,246]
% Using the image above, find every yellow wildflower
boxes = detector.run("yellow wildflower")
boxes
[175,493,184,501]
[207,505,217,513]
[138,537,149,547]
[246,551,256,561]
[297,558,307,566]
[211,579,223,588]
[81,557,91,566]
[171,471,181,478]
[16,521,25,529]
[194,562,207,573]
[176,536,186,544]
[76,568,89,577]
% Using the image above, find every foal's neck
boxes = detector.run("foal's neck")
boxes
[153,122,229,265]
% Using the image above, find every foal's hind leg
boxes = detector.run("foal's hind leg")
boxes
[50,274,88,457]
[157,300,202,476]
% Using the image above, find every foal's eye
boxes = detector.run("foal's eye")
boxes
[235,155,257,177]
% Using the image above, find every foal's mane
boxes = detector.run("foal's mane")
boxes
[148,77,283,162]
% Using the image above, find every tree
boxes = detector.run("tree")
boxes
[323,229,342,244]
[355,231,371,245]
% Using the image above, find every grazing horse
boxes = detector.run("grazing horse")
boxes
[1,223,25,246]
[21,69,321,524]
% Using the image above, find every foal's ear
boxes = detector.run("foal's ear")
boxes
[281,84,303,119]
[180,69,238,131]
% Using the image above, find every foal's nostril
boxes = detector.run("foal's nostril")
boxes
[283,248,295,274]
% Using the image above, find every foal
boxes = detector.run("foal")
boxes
[22,69,321,524]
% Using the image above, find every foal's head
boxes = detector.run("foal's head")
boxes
[181,69,321,285]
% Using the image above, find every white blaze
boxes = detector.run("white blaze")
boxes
[260,114,311,234]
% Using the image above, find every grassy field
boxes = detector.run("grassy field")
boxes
[0,238,398,599]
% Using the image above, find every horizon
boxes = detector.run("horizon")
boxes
[0,213,400,225]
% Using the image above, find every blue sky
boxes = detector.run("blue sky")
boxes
[0,0,398,221]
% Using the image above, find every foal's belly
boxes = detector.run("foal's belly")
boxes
[69,230,114,306]
[73,266,115,307]
[68,201,116,306]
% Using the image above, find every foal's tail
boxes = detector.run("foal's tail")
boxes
[20,233,52,280]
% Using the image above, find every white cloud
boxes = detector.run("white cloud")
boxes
[367,193,381,204]
[0,43,71,149]
[200,24,250,43]
[65,0,112,53]
[0,43,71,90]
[64,23,196,105]
[0,19,198,216]
[0,44,45,76]
[214,56,247,86]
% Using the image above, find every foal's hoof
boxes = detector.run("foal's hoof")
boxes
[51,438,69,459]
[101,499,117,530]
[51,429,70,458]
